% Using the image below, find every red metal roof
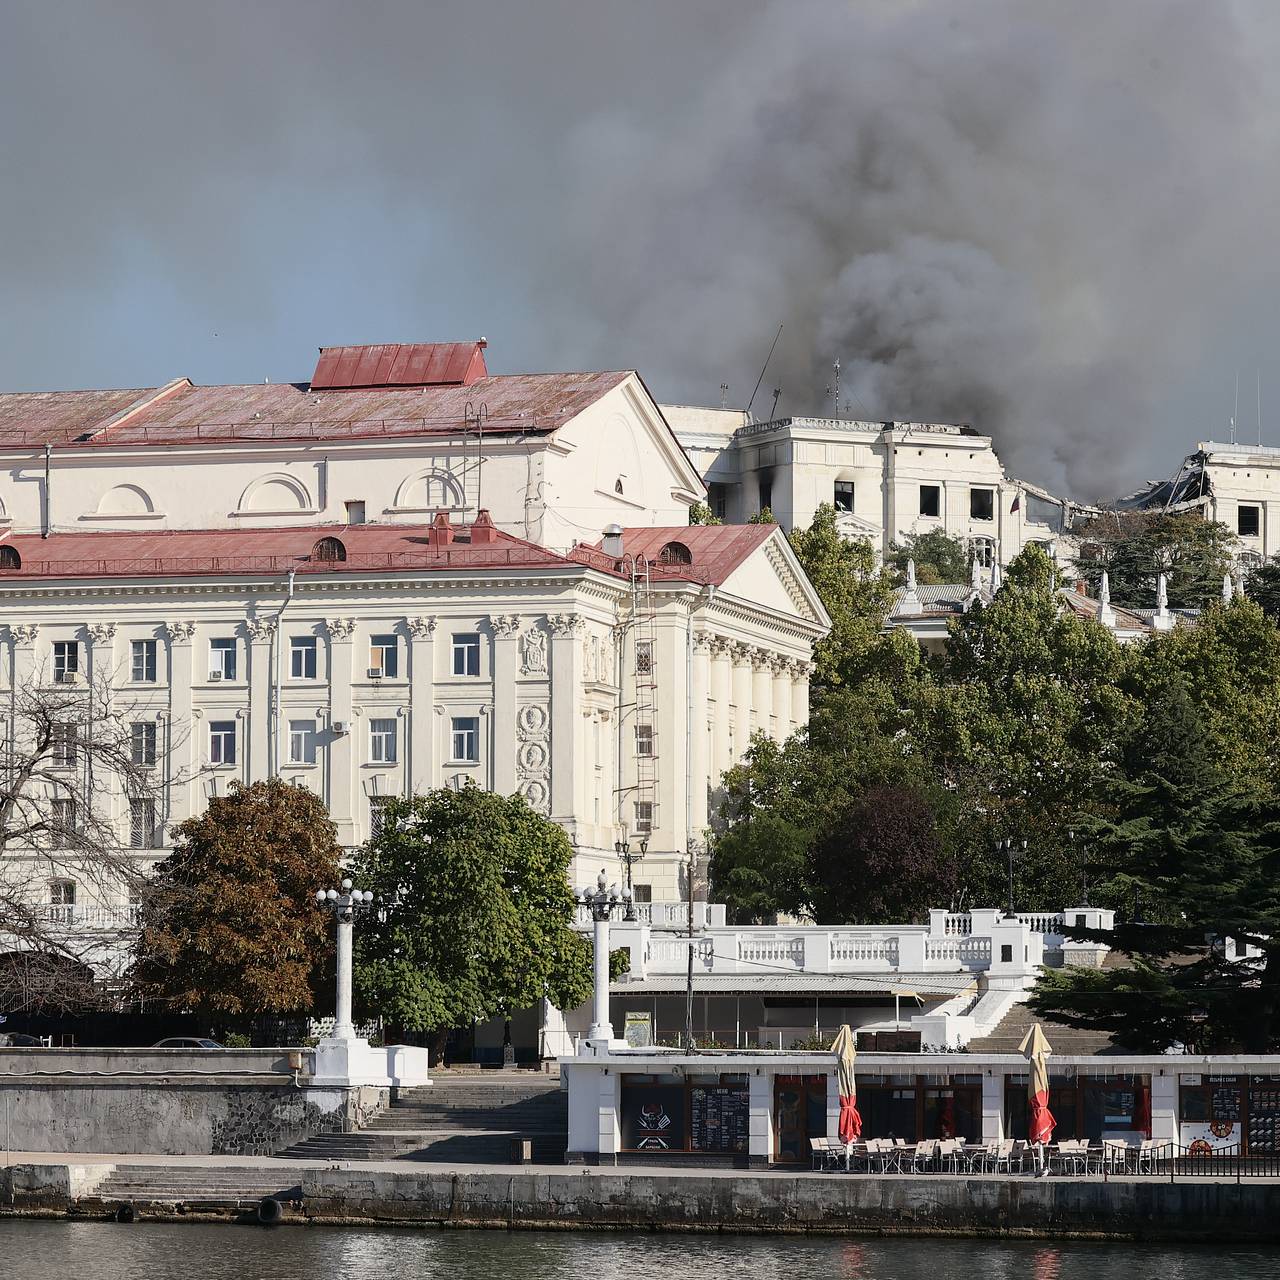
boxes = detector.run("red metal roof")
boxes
[0,370,630,449]
[311,342,488,390]
[579,524,777,587]
[0,522,576,582]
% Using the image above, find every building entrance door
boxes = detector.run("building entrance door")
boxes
[773,1074,826,1163]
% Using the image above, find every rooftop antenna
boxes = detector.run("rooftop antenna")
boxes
[1258,368,1263,447]
[745,322,783,421]
[1231,371,1238,445]
[719,382,729,410]
[770,386,782,419]
[832,358,841,418]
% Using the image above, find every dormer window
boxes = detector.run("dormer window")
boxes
[0,545,20,570]
[312,536,346,563]
[658,541,692,566]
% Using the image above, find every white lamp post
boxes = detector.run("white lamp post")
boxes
[315,878,375,1042]
[578,869,630,1044]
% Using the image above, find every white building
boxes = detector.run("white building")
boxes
[664,405,1086,571]
[0,343,829,991]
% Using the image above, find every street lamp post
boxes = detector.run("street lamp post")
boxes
[614,837,648,921]
[681,842,701,1051]
[997,837,1027,918]
[315,878,375,1041]
[578,869,630,1044]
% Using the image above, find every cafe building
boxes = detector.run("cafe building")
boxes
[561,1048,1280,1167]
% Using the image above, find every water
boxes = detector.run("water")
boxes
[2,1221,1274,1280]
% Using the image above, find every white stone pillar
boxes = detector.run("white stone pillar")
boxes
[88,621,116,685]
[771,658,793,737]
[690,631,712,832]
[9,624,39,755]
[749,1069,773,1167]
[246,617,276,781]
[589,914,612,1042]
[982,1070,1005,1142]
[1151,1071,1178,1144]
[730,643,754,763]
[490,614,521,796]
[791,659,813,728]
[751,650,773,738]
[162,621,197,822]
[407,616,437,793]
[334,906,355,1040]
[709,637,732,785]
[548,613,584,827]
[323,617,356,844]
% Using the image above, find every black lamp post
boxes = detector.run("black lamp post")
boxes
[997,836,1027,917]
[615,836,648,922]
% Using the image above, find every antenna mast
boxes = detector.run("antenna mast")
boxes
[832,359,841,418]
[745,323,783,420]
[1232,371,1238,445]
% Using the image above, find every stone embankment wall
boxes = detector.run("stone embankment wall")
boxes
[0,1081,386,1155]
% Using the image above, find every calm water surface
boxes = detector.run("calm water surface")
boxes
[3,1221,1275,1280]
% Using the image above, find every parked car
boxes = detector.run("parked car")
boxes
[151,1037,225,1049]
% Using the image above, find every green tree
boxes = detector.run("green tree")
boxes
[131,778,342,1020]
[1074,511,1235,609]
[351,786,591,1052]
[1244,555,1280,620]
[748,506,776,524]
[1029,674,1280,1052]
[687,501,722,526]
[886,529,970,585]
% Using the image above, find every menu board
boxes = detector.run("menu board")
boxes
[690,1086,749,1154]
[1248,1080,1280,1153]
[1212,1083,1242,1122]
[621,1085,686,1152]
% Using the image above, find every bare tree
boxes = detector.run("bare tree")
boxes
[0,668,184,1014]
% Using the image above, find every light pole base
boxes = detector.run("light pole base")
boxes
[311,1036,412,1088]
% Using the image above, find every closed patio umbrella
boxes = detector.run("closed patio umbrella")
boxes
[831,1023,862,1147]
[1019,1024,1055,1173]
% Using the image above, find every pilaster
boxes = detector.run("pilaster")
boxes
[771,657,793,737]
[323,617,356,842]
[548,613,584,827]
[407,616,437,793]
[791,659,813,728]
[489,614,521,796]
[708,636,732,784]
[750,648,773,738]
[245,616,276,782]
[690,631,712,833]
[730,642,754,763]
[162,621,197,823]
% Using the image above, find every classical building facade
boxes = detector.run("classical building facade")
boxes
[664,405,1089,572]
[0,343,828,987]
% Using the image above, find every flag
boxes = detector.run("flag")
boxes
[1011,492,1021,513]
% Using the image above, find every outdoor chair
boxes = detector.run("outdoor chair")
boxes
[910,1139,938,1173]
[1010,1139,1029,1174]
[967,1141,998,1174]
[810,1137,838,1171]
[937,1138,963,1173]
[1052,1140,1088,1175]
[1100,1139,1128,1176]
[1137,1139,1162,1175]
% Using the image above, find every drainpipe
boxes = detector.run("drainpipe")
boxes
[42,445,52,538]
[272,568,297,776]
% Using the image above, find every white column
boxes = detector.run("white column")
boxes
[548,613,584,826]
[771,658,793,737]
[749,1070,773,1167]
[88,621,116,685]
[490,614,521,796]
[690,631,712,832]
[407,616,437,793]
[1151,1071,1178,1144]
[751,650,773,738]
[246,617,276,781]
[730,643,754,763]
[709,637,732,785]
[9,624,39,754]
[589,914,612,1042]
[162,621,197,822]
[791,659,813,728]
[323,617,356,844]
[982,1070,1005,1142]
[334,907,355,1040]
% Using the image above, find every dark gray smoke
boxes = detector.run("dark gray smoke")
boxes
[3,1,1279,497]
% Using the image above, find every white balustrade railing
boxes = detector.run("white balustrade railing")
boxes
[1018,912,1065,935]
[737,934,806,968]
[828,934,898,967]
[29,904,141,930]
[925,936,992,965]
[942,913,973,936]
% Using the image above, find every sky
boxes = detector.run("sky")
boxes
[3,0,1280,501]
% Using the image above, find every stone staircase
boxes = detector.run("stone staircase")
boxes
[273,1073,568,1164]
[965,1002,1119,1055]
[92,1164,307,1208]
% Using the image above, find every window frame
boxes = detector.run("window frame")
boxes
[131,639,158,683]
[369,634,399,679]
[130,797,158,850]
[451,633,481,677]
[288,719,318,765]
[449,715,480,763]
[53,640,80,680]
[209,637,238,681]
[1238,505,1261,538]
[290,636,318,680]
[209,720,237,766]
[130,721,157,767]
[969,488,995,522]
[50,796,79,841]
[369,717,397,764]
[919,484,941,519]
[634,799,654,834]
[51,722,78,769]
[833,480,855,514]
[635,723,655,758]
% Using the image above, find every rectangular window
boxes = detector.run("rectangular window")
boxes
[635,723,654,757]
[288,719,317,765]
[209,638,237,681]
[209,720,236,765]
[632,884,653,904]
[708,483,728,521]
[53,640,79,681]
[49,879,76,906]
[450,716,479,763]
[290,636,318,679]
[131,639,157,683]
[452,633,480,677]
[369,634,399,679]
[50,797,78,840]
[635,800,654,834]
[758,475,773,515]
[1239,505,1261,538]
[970,488,995,521]
[51,723,77,769]
[833,480,854,513]
[344,499,367,525]
[920,484,941,518]
[369,718,397,764]
[131,721,157,767]
[130,798,158,850]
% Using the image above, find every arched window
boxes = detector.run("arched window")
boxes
[1239,550,1264,570]
[970,536,996,569]
[0,545,20,570]
[614,477,625,495]
[312,537,347,563]
[657,541,693,566]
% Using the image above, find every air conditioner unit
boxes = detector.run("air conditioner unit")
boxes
[331,721,348,735]
[367,667,383,679]
[208,671,224,681]
[55,671,77,684]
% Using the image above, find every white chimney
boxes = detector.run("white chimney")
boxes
[602,523,624,558]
